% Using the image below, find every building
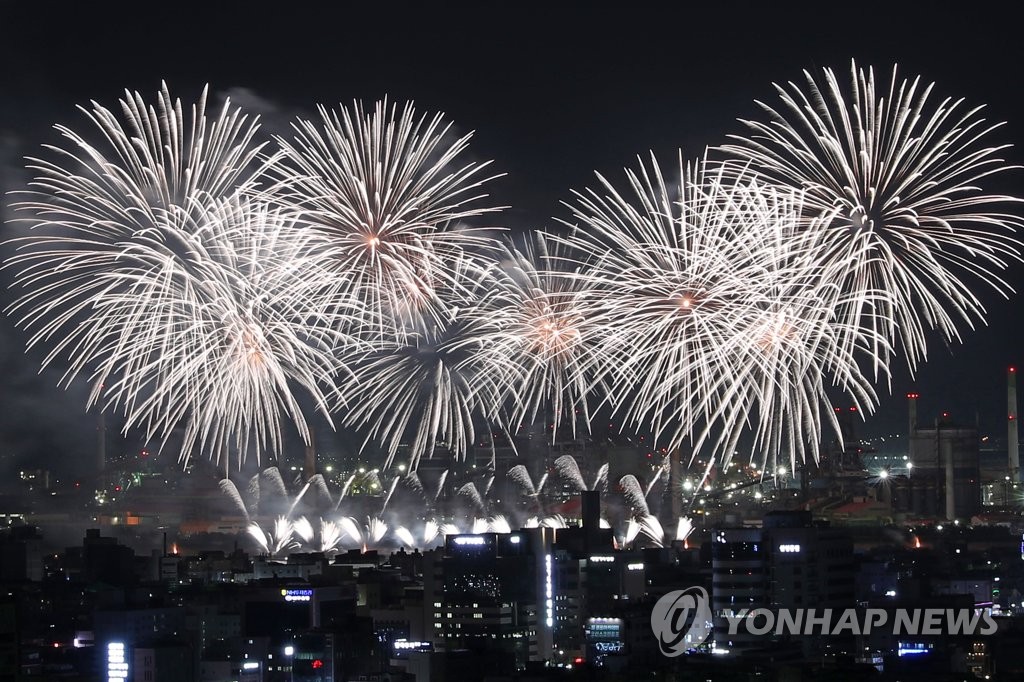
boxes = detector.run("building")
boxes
[712,511,855,656]
[909,416,981,519]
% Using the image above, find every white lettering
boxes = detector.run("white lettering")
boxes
[894,609,920,634]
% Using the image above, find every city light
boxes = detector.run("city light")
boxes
[454,536,486,546]
[107,642,127,682]
[545,554,553,628]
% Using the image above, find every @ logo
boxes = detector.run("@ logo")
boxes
[651,587,713,656]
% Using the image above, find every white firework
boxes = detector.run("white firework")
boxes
[722,60,1023,373]
[558,153,879,466]
[4,87,367,465]
[340,257,518,468]
[262,99,505,339]
[485,232,607,436]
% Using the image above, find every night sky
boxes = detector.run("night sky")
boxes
[1,2,1022,476]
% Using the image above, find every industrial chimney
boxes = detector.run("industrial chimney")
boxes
[1009,367,1019,483]
[907,392,919,440]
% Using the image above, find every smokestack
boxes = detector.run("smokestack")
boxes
[907,392,919,439]
[303,428,318,481]
[943,433,956,521]
[96,410,107,473]
[1009,367,1019,484]
[581,490,600,551]
[669,450,682,521]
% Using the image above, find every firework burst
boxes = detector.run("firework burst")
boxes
[340,256,518,468]
[262,99,505,339]
[558,153,879,465]
[722,60,1023,373]
[484,233,608,437]
[8,195,361,465]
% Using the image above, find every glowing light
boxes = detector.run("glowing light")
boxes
[453,535,486,546]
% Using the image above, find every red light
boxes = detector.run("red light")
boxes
[312,659,323,669]
[574,657,584,664]
[906,392,919,399]
[849,406,857,412]
[114,486,121,492]
[1011,367,1017,373]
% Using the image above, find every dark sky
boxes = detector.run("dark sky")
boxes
[1,1,1022,475]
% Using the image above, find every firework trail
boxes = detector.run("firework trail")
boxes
[591,463,609,492]
[458,482,486,514]
[395,526,416,548]
[292,516,315,544]
[333,474,357,510]
[245,474,260,517]
[339,517,363,545]
[637,514,665,548]
[434,470,450,502]
[489,514,512,534]
[247,516,298,556]
[508,465,539,498]
[624,518,641,546]
[619,475,650,517]
[319,518,345,553]
[472,517,489,534]
[404,472,426,498]
[676,516,695,542]
[219,479,249,520]
[540,514,568,529]
[722,60,1024,374]
[286,478,313,518]
[423,520,440,546]
[368,517,388,545]
[381,476,401,513]
[554,455,587,491]
[308,474,334,509]
[644,464,668,498]
[260,468,289,503]
[262,99,505,340]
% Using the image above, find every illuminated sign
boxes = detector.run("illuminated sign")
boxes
[454,536,486,546]
[107,642,128,682]
[242,661,259,670]
[545,554,553,628]
[509,536,521,544]
[589,555,615,563]
[281,588,312,602]
[778,544,801,553]
[626,562,644,571]
[394,639,433,652]
[594,641,625,653]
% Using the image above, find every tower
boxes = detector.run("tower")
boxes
[1009,367,1019,484]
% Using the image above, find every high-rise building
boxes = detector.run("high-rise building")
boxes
[712,512,855,655]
